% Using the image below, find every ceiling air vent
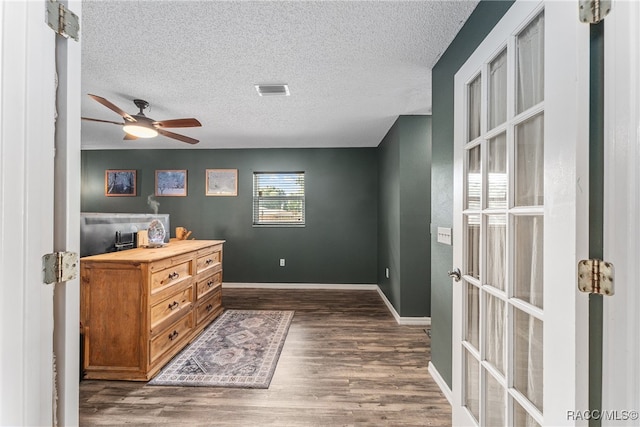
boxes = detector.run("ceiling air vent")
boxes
[255,84,290,97]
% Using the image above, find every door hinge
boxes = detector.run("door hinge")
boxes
[579,0,611,24]
[42,251,79,284]
[578,259,614,295]
[46,0,80,41]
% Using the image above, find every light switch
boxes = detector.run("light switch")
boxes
[437,227,452,245]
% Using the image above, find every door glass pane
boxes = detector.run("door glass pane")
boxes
[468,75,482,141]
[513,398,542,427]
[458,10,547,426]
[515,114,544,206]
[466,214,481,279]
[465,349,480,422]
[485,370,505,426]
[488,133,507,209]
[514,308,543,412]
[489,49,507,129]
[486,215,506,291]
[485,294,505,375]
[465,282,480,350]
[516,12,544,114]
[514,216,544,308]
[467,145,481,210]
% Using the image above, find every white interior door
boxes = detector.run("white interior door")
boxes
[452,2,589,426]
[0,1,57,425]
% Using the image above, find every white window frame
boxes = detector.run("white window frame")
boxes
[252,172,306,227]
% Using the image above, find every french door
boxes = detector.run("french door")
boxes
[452,2,589,426]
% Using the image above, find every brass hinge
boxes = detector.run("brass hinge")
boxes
[42,251,79,284]
[579,0,611,24]
[578,259,614,295]
[46,0,79,41]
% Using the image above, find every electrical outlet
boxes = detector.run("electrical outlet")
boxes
[279,258,285,267]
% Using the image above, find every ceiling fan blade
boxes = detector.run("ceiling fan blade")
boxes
[88,94,136,122]
[81,117,124,125]
[157,128,199,145]
[154,118,202,128]
[123,133,138,141]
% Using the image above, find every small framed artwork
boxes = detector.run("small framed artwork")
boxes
[155,169,188,197]
[206,169,238,196]
[105,169,137,196]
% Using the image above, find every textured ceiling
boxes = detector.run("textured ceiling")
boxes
[81,0,479,149]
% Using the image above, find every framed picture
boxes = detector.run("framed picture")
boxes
[155,169,187,196]
[206,169,238,196]
[105,169,136,196]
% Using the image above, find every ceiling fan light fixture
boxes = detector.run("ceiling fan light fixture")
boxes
[122,123,158,138]
[84,95,200,144]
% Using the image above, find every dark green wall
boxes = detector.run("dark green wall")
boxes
[81,148,378,284]
[377,121,401,306]
[378,116,431,317]
[430,0,514,388]
[400,116,431,316]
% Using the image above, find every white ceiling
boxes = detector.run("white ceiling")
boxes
[81,0,479,150]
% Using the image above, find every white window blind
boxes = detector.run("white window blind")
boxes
[253,172,305,225]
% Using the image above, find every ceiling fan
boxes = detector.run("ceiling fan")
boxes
[81,94,202,144]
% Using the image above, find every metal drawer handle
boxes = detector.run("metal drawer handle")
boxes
[168,271,179,280]
[205,258,214,265]
[168,301,179,310]
[206,304,213,312]
[207,280,214,288]
[168,330,179,341]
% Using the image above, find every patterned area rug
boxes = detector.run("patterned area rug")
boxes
[148,310,294,388]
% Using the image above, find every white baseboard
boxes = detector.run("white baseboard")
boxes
[374,287,431,326]
[223,282,431,326]
[428,361,453,406]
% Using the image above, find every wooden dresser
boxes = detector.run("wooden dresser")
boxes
[80,239,225,381]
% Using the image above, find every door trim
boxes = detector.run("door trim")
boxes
[602,1,640,423]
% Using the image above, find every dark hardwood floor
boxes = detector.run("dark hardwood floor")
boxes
[79,288,451,426]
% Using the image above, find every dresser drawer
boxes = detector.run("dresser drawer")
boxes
[150,260,192,294]
[196,270,222,300]
[150,284,193,333]
[196,246,222,274]
[196,289,222,326]
[150,313,193,363]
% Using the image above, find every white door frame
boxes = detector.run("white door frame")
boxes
[53,0,82,425]
[452,1,590,425]
[602,1,640,425]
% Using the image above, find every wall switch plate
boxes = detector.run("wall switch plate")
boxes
[437,227,452,245]
[385,268,390,278]
[279,258,285,267]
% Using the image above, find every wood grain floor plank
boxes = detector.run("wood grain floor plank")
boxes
[79,288,451,426]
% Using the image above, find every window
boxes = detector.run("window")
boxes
[253,172,305,226]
